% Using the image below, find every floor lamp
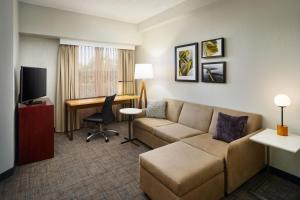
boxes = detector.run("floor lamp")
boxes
[134,64,153,109]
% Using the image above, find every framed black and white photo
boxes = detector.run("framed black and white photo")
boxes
[201,38,224,58]
[175,43,199,82]
[201,62,226,83]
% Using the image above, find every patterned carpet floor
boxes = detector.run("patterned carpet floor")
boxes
[0,122,299,200]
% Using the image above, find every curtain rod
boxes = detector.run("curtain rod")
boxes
[59,38,135,50]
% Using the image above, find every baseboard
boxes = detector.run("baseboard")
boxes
[0,167,14,182]
[270,166,300,185]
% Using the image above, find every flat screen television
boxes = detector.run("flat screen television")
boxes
[20,66,47,103]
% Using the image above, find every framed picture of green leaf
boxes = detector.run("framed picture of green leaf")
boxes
[201,38,224,58]
[175,43,199,82]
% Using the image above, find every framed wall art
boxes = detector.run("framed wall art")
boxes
[175,43,199,82]
[201,38,224,58]
[201,62,226,83]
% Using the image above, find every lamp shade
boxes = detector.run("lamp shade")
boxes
[134,64,153,79]
[274,94,291,107]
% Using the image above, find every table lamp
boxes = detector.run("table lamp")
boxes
[134,64,153,108]
[274,94,291,136]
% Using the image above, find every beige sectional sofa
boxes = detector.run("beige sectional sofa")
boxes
[134,99,265,200]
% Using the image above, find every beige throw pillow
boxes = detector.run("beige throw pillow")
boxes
[146,100,166,119]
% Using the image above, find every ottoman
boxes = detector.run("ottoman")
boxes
[139,141,224,200]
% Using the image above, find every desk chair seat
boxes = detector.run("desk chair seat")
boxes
[84,113,104,123]
[84,94,119,142]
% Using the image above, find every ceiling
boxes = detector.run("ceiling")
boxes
[19,0,186,24]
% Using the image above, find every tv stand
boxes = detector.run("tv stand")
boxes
[17,98,54,165]
[23,99,45,105]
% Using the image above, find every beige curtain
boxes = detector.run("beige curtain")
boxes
[117,49,136,120]
[55,45,80,132]
[118,49,136,95]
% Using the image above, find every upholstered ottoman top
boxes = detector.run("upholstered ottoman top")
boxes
[139,141,224,197]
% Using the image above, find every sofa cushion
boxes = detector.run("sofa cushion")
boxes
[133,117,174,133]
[140,142,223,197]
[146,100,166,119]
[178,102,213,132]
[166,99,184,122]
[214,112,248,143]
[153,123,204,143]
[182,133,229,159]
[209,107,262,136]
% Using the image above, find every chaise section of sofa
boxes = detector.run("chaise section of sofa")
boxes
[135,98,265,198]
[181,130,265,193]
[140,142,224,200]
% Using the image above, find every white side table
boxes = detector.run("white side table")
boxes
[120,108,142,146]
[250,128,300,170]
[249,128,300,199]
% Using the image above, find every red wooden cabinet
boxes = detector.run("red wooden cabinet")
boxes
[17,99,54,165]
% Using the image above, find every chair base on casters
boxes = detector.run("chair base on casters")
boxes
[86,126,119,142]
[84,95,118,143]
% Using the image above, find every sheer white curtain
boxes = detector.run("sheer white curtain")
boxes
[78,46,118,98]
[77,46,119,121]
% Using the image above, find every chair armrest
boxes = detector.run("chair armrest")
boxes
[225,129,265,193]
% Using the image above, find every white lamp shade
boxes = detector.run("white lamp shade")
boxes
[134,64,153,79]
[274,94,291,107]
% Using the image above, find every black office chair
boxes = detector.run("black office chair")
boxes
[84,94,119,142]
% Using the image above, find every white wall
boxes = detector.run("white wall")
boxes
[17,2,142,105]
[19,2,142,45]
[136,0,300,177]
[18,35,59,104]
[0,0,18,174]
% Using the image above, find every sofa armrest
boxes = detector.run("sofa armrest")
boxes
[225,129,265,193]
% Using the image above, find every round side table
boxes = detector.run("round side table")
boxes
[120,108,142,146]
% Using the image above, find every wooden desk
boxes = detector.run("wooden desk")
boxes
[65,95,139,140]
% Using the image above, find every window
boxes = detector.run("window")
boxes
[78,46,119,98]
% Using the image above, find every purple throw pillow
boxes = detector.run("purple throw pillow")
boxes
[213,112,248,143]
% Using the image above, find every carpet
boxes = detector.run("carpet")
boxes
[0,122,299,200]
